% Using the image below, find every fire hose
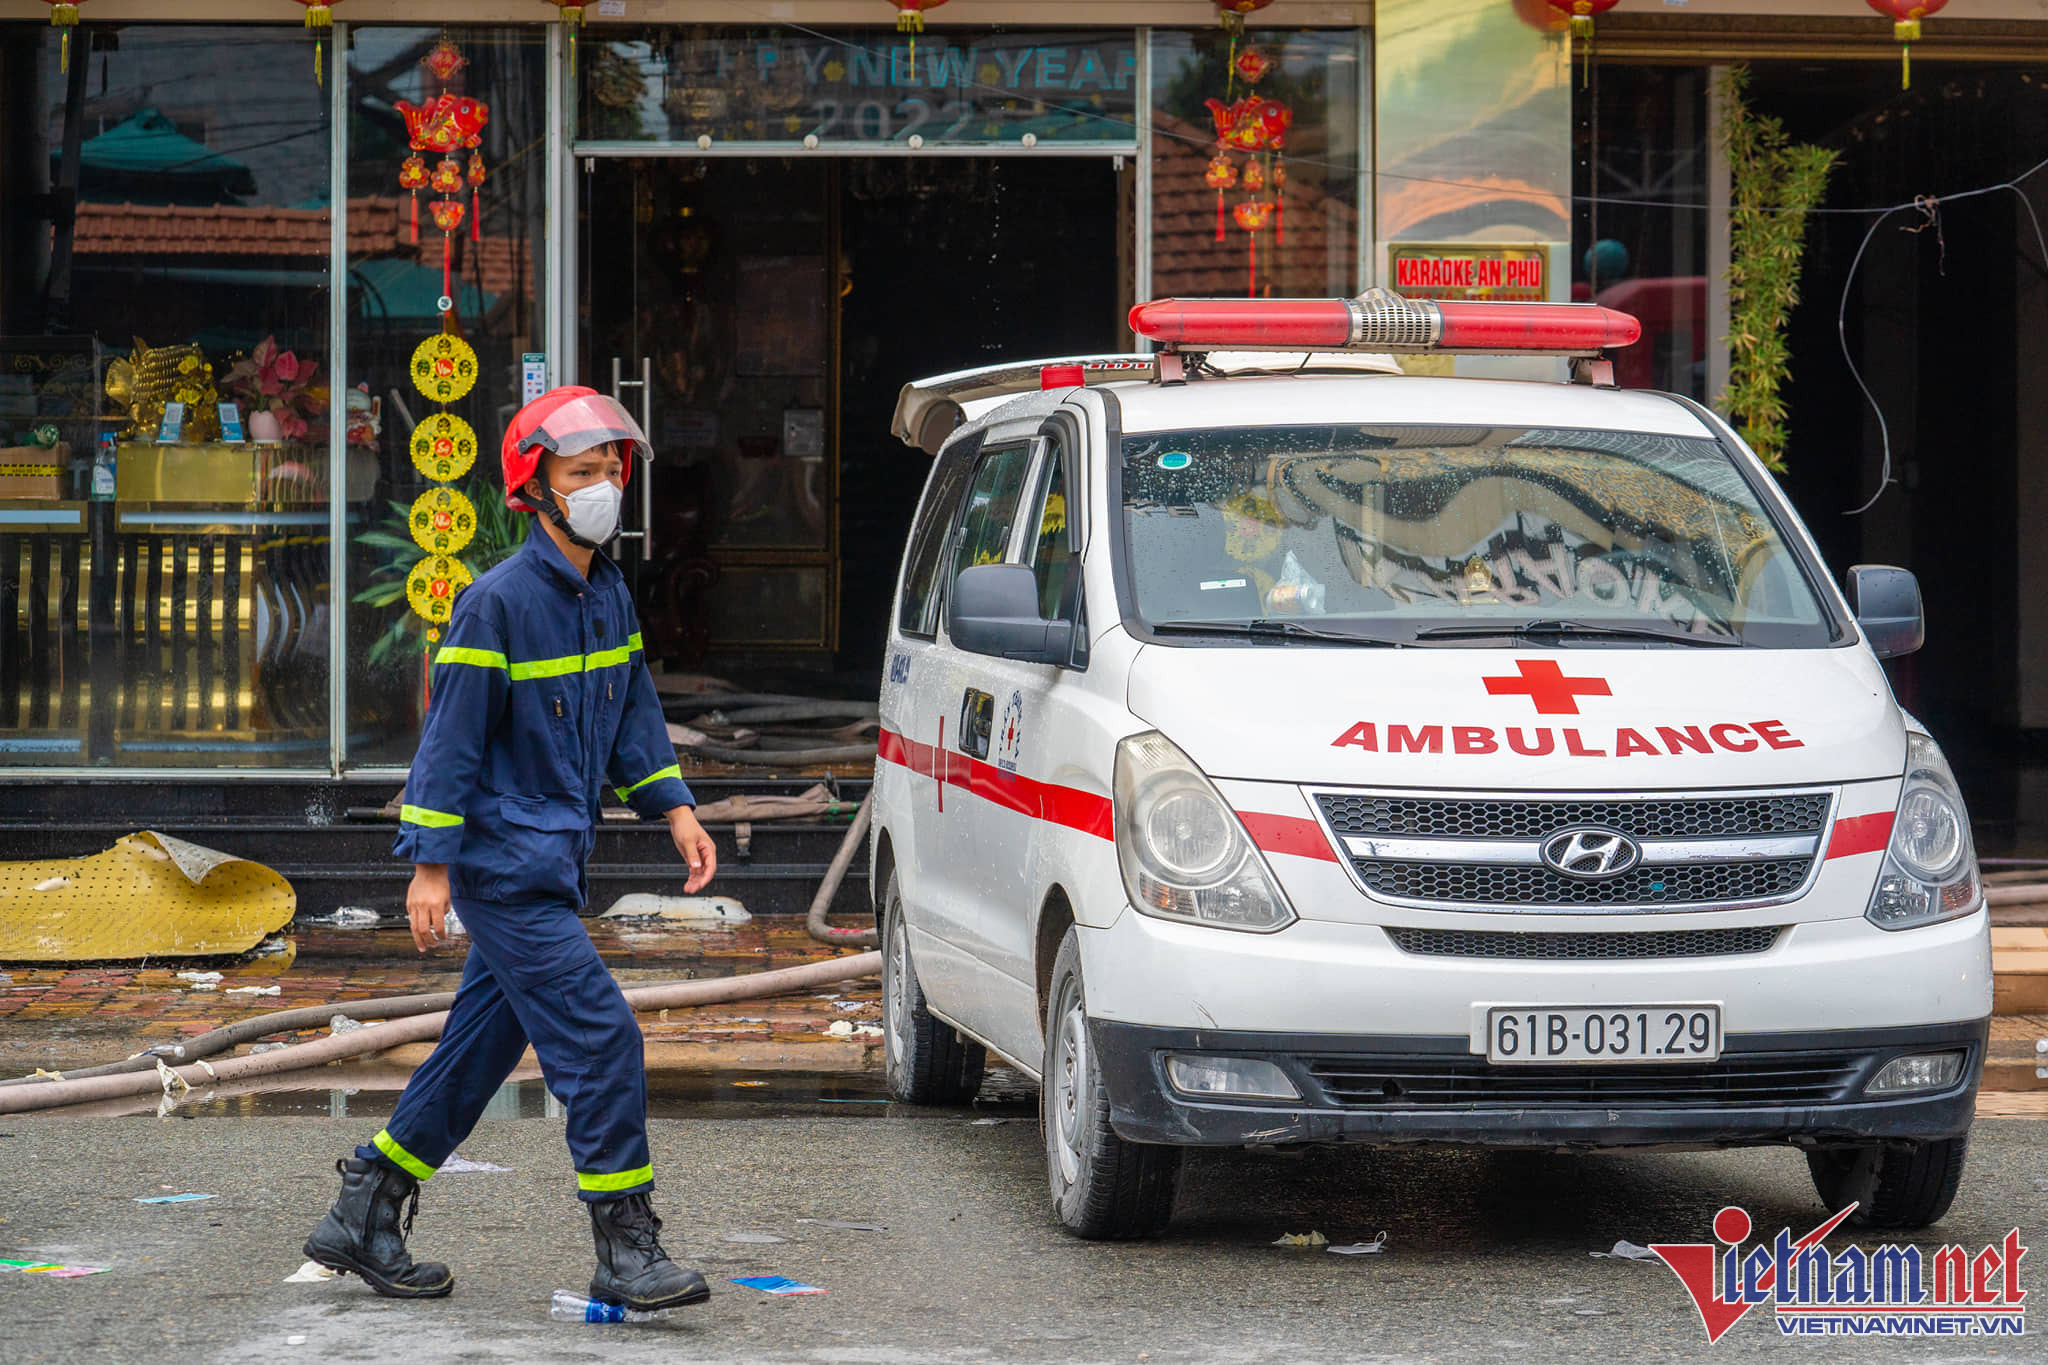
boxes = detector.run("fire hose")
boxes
[807,792,878,948]
[0,952,878,1116]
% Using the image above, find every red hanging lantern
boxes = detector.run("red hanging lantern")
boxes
[399,155,428,244]
[1543,0,1618,85]
[1232,201,1276,297]
[44,2,84,76]
[1865,0,1949,88]
[888,2,950,80]
[467,152,487,245]
[1205,155,1239,242]
[1232,45,1273,87]
[1214,0,1275,37]
[541,1,587,75]
[291,2,343,86]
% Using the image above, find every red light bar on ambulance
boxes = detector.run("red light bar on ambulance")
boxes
[1128,289,1641,358]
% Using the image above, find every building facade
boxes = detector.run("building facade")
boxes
[1,0,2044,851]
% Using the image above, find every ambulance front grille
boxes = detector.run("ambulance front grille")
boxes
[1385,925,1785,959]
[1355,857,1814,907]
[1316,793,1831,841]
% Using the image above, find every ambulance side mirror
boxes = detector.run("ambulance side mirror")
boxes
[1845,565,1924,660]
[949,563,1075,665]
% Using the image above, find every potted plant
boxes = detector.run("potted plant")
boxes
[222,336,327,443]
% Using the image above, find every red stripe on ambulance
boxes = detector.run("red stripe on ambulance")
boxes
[1825,811,1896,861]
[878,727,1113,840]
[1237,812,1340,863]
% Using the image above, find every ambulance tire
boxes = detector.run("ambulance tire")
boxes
[1805,1134,1969,1230]
[1042,929,1182,1240]
[881,872,986,1106]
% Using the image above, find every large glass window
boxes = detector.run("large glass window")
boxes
[1119,424,1834,648]
[342,27,547,767]
[0,23,332,767]
[1150,29,1362,300]
[1573,66,1710,399]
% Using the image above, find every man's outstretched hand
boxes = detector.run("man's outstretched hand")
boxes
[407,863,453,952]
[667,806,718,894]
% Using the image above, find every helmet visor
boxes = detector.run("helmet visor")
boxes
[518,393,651,465]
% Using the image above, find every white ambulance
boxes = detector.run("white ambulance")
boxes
[871,291,1990,1240]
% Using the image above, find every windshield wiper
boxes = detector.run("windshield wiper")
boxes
[1410,619,1745,647]
[1150,620,1403,647]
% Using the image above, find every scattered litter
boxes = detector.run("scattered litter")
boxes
[283,1261,338,1283]
[1592,1240,1660,1262]
[1573,1308,1613,1317]
[135,1193,216,1204]
[601,894,751,924]
[732,1080,769,1088]
[730,1276,826,1296]
[832,1001,862,1012]
[32,876,69,892]
[552,1289,670,1322]
[723,1231,787,1244]
[329,1014,363,1035]
[826,1020,855,1037]
[313,906,380,928]
[1329,1232,1389,1255]
[177,970,223,989]
[796,1219,886,1232]
[2036,1038,2046,1054]
[286,1335,308,1345]
[227,985,281,996]
[443,910,465,937]
[249,1043,288,1054]
[1273,1231,1328,1248]
[250,936,294,958]
[969,1117,1007,1126]
[0,1258,108,1277]
[439,1154,512,1174]
[27,1068,64,1082]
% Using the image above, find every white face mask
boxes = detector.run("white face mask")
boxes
[551,480,622,544]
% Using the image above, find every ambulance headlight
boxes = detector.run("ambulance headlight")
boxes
[1866,733,1981,931]
[1114,731,1297,934]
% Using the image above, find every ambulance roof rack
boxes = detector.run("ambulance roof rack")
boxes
[1129,289,1641,362]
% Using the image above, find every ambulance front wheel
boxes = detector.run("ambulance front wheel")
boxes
[881,872,985,1106]
[1043,929,1182,1240]
[1806,1133,1969,1230]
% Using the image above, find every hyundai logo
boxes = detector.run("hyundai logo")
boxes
[1540,827,1641,879]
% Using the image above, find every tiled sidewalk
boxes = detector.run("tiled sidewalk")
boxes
[0,916,879,1078]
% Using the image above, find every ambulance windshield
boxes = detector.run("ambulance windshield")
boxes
[1119,425,1838,648]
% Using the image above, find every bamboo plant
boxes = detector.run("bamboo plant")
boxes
[1717,66,1838,473]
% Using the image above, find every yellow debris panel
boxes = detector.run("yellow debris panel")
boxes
[0,831,295,961]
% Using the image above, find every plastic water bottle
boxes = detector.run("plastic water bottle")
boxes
[550,1290,670,1323]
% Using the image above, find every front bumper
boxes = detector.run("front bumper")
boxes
[1093,1018,1987,1149]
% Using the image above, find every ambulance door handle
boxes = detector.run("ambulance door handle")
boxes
[611,356,654,559]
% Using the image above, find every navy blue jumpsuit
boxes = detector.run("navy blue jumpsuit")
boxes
[361,523,693,1201]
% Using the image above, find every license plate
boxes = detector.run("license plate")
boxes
[1485,1005,1721,1064]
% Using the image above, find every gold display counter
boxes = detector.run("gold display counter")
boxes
[113,441,378,504]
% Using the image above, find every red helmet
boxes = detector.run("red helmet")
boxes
[500,386,651,511]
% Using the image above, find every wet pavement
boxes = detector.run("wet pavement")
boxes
[0,915,880,1081]
[3,1107,2046,1363]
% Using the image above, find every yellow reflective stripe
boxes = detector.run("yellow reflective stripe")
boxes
[434,645,508,671]
[614,765,682,803]
[400,805,464,829]
[505,637,644,681]
[577,1165,654,1193]
[508,654,582,681]
[372,1129,437,1181]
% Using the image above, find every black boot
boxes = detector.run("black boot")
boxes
[304,1156,454,1299]
[588,1193,709,1311]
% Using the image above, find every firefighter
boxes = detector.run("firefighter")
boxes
[303,388,718,1312]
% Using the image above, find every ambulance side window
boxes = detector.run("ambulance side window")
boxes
[1029,446,1075,621]
[947,444,1034,590]
[897,436,981,640]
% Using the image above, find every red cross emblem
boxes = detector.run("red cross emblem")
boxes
[1482,659,1612,715]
